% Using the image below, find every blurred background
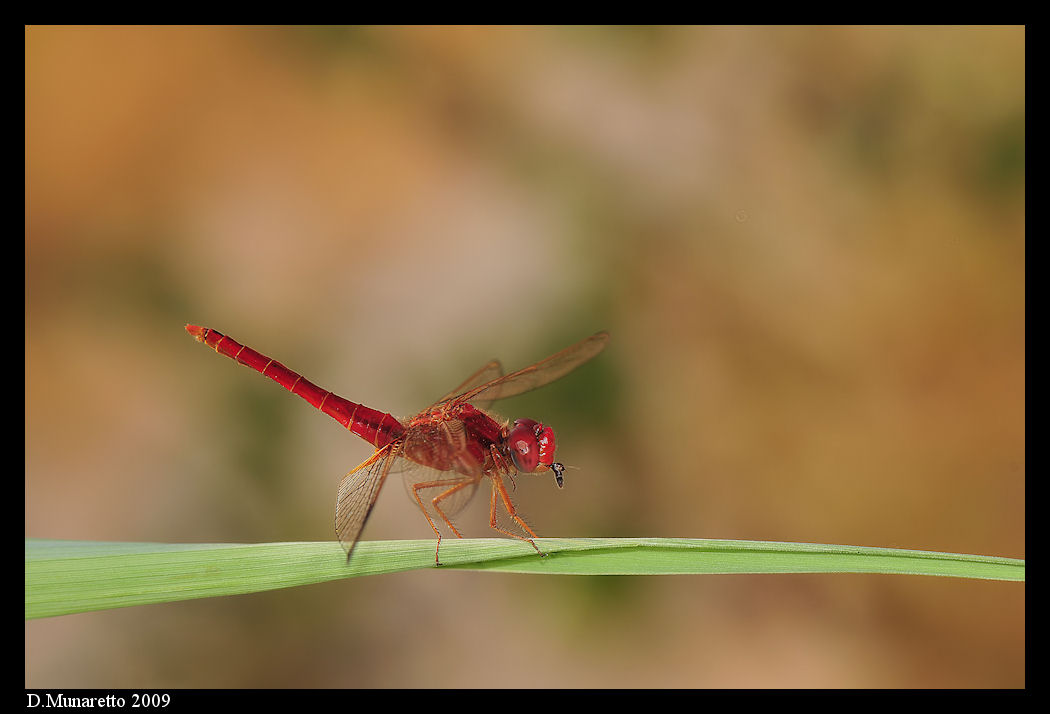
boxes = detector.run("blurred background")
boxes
[26,26,1024,688]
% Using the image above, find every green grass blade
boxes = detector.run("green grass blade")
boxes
[25,537,1024,620]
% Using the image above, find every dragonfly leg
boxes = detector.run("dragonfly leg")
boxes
[431,480,478,539]
[489,443,517,491]
[411,476,476,566]
[488,475,544,557]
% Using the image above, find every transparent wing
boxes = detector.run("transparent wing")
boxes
[453,331,609,406]
[432,359,504,410]
[335,444,398,561]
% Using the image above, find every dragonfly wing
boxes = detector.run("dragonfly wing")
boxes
[457,331,609,405]
[335,444,398,560]
[433,359,504,410]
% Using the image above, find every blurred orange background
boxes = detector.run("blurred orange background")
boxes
[26,26,1024,688]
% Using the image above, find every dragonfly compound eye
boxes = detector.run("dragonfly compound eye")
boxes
[508,419,541,472]
[534,423,556,467]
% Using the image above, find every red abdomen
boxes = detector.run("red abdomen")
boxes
[186,325,404,448]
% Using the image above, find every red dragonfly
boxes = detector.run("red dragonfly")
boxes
[186,325,609,565]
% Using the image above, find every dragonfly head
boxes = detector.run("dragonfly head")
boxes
[507,418,563,488]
